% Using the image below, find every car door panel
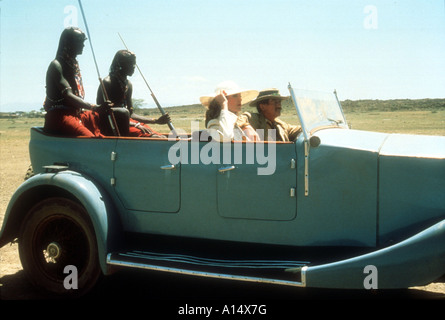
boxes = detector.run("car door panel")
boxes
[113,139,180,213]
[217,142,297,221]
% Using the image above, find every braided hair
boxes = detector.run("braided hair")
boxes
[109,50,136,75]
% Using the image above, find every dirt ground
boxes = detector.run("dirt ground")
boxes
[1,116,445,300]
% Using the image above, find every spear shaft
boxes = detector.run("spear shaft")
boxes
[118,32,176,133]
[78,0,120,136]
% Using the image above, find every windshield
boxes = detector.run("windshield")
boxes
[288,84,348,139]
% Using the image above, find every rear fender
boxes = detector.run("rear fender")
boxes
[0,170,122,275]
[302,219,445,289]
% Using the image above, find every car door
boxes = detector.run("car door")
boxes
[216,141,297,221]
[112,138,180,213]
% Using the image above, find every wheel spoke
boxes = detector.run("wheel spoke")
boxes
[19,198,101,296]
[34,216,90,279]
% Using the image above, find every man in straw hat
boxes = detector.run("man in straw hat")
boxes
[200,81,258,141]
[237,88,302,141]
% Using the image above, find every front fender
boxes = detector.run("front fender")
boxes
[0,170,121,275]
[302,219,445,289]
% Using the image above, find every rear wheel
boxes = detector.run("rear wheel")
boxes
[19,197,101,297]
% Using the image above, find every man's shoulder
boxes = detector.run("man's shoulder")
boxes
[101,75,115,87]
[274,117,296,128]
[274,117,287,126]
[237,112,266,129]
[46,59,66,82]
[47,59,63,71]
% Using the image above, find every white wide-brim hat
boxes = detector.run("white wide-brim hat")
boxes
[199,81,258,107]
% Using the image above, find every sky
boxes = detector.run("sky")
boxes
[0,0,444,112]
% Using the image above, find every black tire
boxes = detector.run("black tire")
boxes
[19,197,102,297]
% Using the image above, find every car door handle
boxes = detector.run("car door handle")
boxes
[218,166,236,173]
[160,164,176,170]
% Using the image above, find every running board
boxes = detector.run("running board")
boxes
[107,250,309,287]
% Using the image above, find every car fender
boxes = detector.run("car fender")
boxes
[0,170,122,275]
[301,219,445,289]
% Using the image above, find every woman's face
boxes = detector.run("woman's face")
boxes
[226,93,242,113]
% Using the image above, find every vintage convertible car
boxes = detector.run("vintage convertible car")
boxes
[1,84,444,296]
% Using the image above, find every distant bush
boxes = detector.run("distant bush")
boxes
[341,99,445,113]
[136,98,445,116]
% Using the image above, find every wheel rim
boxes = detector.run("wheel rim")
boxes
[32,214,90,283]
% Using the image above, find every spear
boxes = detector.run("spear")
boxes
[118,32,176,134]
[78,0,120,136]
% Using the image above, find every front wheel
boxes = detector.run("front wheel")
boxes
[19,197,102,297]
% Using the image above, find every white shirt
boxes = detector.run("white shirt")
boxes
[206,109,247,142]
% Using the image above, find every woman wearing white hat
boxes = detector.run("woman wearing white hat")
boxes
[200,81,258,141]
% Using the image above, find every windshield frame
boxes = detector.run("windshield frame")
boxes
[288,84,348,140]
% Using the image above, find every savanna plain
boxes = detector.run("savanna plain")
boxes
[1,99,445,300]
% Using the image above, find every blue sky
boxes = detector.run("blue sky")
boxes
[1,0,444,112]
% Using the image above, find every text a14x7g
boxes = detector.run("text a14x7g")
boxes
[178,304,267,317]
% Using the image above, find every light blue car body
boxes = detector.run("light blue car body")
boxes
[1,86,445,289]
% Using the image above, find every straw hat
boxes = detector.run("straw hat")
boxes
[249,88,289,106]
[199,81,258,107]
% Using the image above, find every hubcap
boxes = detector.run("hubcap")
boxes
[45,242,61,262]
